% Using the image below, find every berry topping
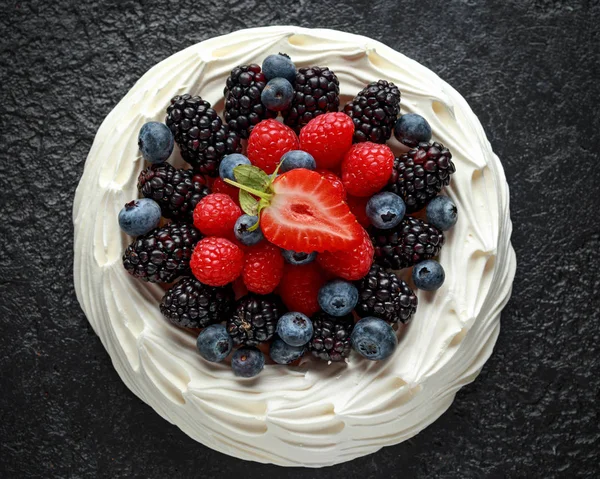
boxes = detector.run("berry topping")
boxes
[386,142,455,213]
[370,216,444,270]
[412,260,445,291]
[138,121,174,164]
[242,242,284,295]
[219,153,251,181]
[138,163,211,222]
[351,317,397,361]
[426,196,458,231]
[227,294,286,346]
[366,191,406,229]
[355,264,417,324]
[224,64,277,139]
[341,142,395,197]
[123,223,201,283]
[343,79,401,144]
[231,347,265,378]
[317,227,374,281]
[211,177,241,206]
[276,312,314,347]
[261,169,363,253]
[270,338,305,365]
[196,324,233,363]
[318,280,359,317]
[394,113,432,147]
[279,263,327,316]
[261,78,294,111]
[246,119,300,174]
[307,312,354,362]
[317,170,346,202]
[160,276,234,328]
[166,94,242,175]
[346,195,370,228]
[262,53,297,83]
[283,66,340,131]
[299,112,354,169]
[280,150,316,172]
[234,214,264,246]
[193,193,241,238]
[282,250,317,266]
[118,199,161,237]
[190,237,244,287]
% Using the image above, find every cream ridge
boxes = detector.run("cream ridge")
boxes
[73,26,516,467]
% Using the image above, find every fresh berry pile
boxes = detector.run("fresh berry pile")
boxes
[119,53,459,378]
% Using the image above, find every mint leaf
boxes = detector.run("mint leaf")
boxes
[239,190,259,216]
[233,165,270,191]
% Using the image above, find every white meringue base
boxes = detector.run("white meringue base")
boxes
[73,26,516,467]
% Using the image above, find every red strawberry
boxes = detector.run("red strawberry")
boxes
[317,169,346,202]
[247,119,299,174]
[278,263,327,316]
[346,194,370,227]
[299,112,354,169]
[317,227,374,280]
[242,242,285,295]
[211,177,241,206]
[261,169,362,253]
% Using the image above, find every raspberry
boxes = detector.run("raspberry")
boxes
[190,237,244,286]
[193,193,241,238]
[299,112,354,169]
[317,228,374,280]
[346,195,370,227]
[242,242,285,295]
[278,263,327,316]
[341,142,394,197]
[317,170,346,202]
[247,119,299,174]
[211,177,241,206]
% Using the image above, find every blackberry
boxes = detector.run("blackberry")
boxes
[355,264,417,324]
[166,94,242,176]
[370,217,444,270]
[307,312,354,362]
[122,222,201,283]
[138,163,210,222]
[282,66,340,131]
[387,142,456,213]
[223,64,277,139]
[226,294,286,347]
[160,276,234,328]
[343,79,401,143]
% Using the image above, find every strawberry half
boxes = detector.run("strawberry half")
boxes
[261,169,362,253]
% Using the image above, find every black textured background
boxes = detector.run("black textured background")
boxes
[1,1,599,477]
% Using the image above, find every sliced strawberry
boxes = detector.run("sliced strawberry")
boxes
[261,169,362,253]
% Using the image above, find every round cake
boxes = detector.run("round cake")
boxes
[73,26,516,467]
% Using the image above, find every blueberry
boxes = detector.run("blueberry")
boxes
[231,347,265,378]
[276,312,314,347]
[219,153,251,181]
[270,338,305,364]
[279,150,316,172]
[196,324,233,363]
[366,192,406,229]
[282,250,317,265]
[261,78,294,112]
[118,199,161,236]
[318,280,359,317]
[138,121,174,164]
[426,196,458,231]
[262,53,297,83]
[351,317,397,361]
[234,214,264,246]
[412,260,445,291]
[393,113,432,148]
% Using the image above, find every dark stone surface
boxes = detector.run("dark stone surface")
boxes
[1,0,599,477]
